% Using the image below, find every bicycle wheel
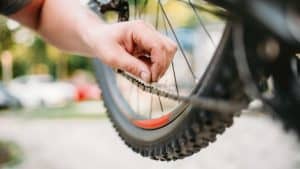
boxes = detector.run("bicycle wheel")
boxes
[92,0,245,160]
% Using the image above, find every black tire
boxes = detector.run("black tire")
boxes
[93,23,247,161]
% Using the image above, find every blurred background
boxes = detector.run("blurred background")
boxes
[0,15,102,111]
[0,1,300,169]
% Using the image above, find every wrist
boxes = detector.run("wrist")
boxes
[76,10,107,57]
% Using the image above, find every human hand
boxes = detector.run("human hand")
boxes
[86,20,177,83]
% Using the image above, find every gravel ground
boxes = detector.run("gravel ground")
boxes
[0,114,299,169]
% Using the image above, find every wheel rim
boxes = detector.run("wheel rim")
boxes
[100,0,228,129]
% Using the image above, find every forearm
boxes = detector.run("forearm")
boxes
[11,0,103,56]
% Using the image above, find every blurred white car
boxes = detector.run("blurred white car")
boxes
[0,83,21,109]
[7,75,76,108]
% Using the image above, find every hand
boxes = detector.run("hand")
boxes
[86,20,177,83]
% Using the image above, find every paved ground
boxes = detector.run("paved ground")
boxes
[0,114,300,169]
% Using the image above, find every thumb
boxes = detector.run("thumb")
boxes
[106,47,152,82]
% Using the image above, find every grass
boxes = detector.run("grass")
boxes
[0,101,107,119]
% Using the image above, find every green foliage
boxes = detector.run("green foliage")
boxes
[0,16,93,79]
[68,54,93,74]
[0,141,23,168]
[0,18,13,52]
[12,60,29,78]
[29,38,48,64]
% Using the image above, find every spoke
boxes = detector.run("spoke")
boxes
[123,75,135,106]
[158,96,164,112]
[136,86,140,113]
[171,62,180,96]
[155,0,160,29]
[160,10,180,96]
[177,0,228,19]
[152,1,165,115]
[139,0,148,19]
[158,0,197,80]
[128,83,134,104]
[188,0,216,46]
[161,7,168,33]
[149,95,153,119]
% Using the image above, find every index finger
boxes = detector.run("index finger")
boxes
[130,21,176,82]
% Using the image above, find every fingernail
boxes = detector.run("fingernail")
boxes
[141,71,151,82]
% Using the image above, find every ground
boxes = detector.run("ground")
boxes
[0,113,299,169]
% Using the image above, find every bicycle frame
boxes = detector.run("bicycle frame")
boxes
[208,0,300,48]
[209,0,300,119]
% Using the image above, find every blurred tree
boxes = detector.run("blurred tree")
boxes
[47,45,93,78]
[0,18,14,52]
[0,17,16,80]
[68,54,93,75]
[29,38,47,64]
[0,16,93,80]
